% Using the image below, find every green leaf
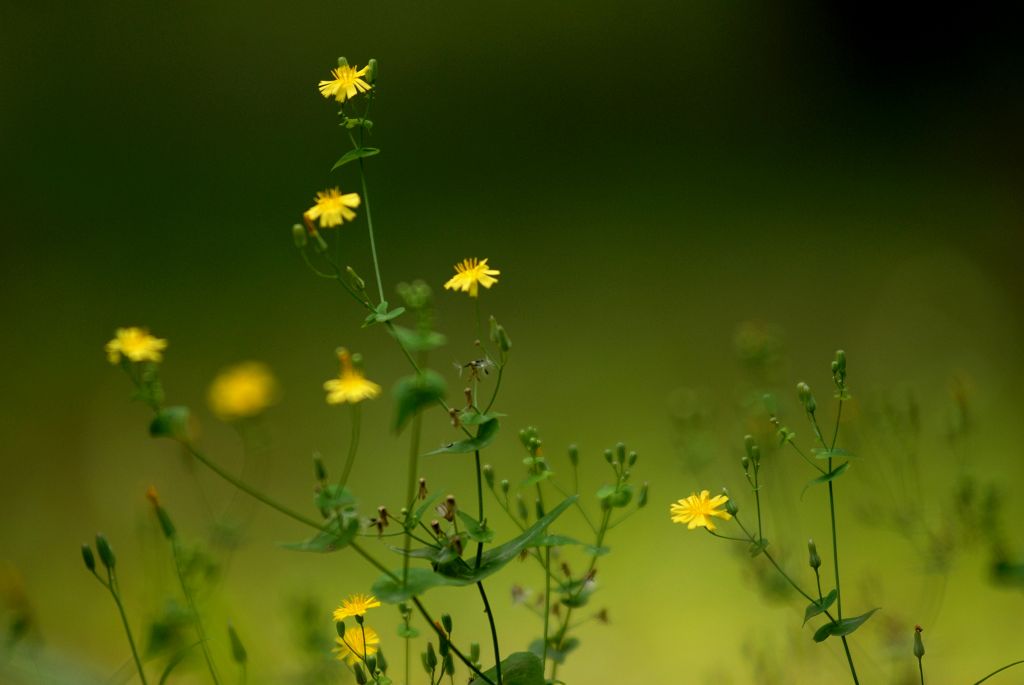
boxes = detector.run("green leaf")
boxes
[391,325,446,353]
[811,447,856,460]
[314,484,357,511]
[280,517,359,553]
[801,462,851,498]
[812,608,880,642]
[363,302,406,328]
[149,406,191,440]
[372,496,577,601]
[469,652,544,685]
[520,470,552,488]
[458,410,506,426]
[456,511,495,543]
[331,146,380,171]
[396,624,420,639]
[803,589,838,625]
[528,637,579,665]
[426,418,500,455]
[393,370,446,433]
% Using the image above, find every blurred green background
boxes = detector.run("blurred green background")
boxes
[2,1,1023,683]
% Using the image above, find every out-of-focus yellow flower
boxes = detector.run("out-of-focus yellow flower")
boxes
[443,258,500,298]
[335,625,379,666]
[305,188,361,229]
[318,64,372,103]
[333,593,381,622]
[105,327,168,364]
[670,490,732,531]
[207,362,278,421]
[324,349,381,405]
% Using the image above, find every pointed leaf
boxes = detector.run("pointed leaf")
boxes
[812,608,880,642]
[803,589,838,625]
[280,517,359,553]
[801,462,851,498]
[811,447,856,460]
[391,325,446,353]
[469,652,544,685]
[331,146,380,171]
[456,511,495,543]
[426,418,499,455]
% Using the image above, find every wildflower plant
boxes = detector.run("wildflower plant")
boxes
[87,54,644,685]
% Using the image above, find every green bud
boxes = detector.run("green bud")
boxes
[470,642,480,663]
[353,662,367,684]
[291,223,308,248]
[637,482,648,508]
[95,534,115,570]
[835,349,847,374]
[913,625,925,659]
[421,652,432,674]
[355,613,364,625]
[228,624,247,665]
[81,544,96,573]
[628,450,638,467]
[438,631,450,656]
[365,655,377,673]
[482,464,494,488]
[336,621,346,639]
[797,382,816,413]
[741,455,750,473]
[367,58,379,83]
[443,653,455,676]
[807,539,821,570]
[516,494,529,521]
[441,613,453,634]
[722,488,738,516]
[535,499,545,519]
[568,444,579,467]
[346,266,366,291]
[500,479,510,495]
[337,56,349,67]
[425,642,438,671]
[495,324,511,352]
[615,442,626,464]
[376,648,388,673]
[313,454,327,482]
[603,449,613,464]
[311,231,329,253]
[155,506,176,539]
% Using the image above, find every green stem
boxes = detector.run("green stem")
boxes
[170,540,221,685]
[402,409,424,586]
[338,403,362,488]
[974,660,1024,684]
[357,157,385,304]
[107,573,149,685]
[918,657,925,685]
[476,582,502,685]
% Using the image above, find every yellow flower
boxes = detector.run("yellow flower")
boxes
[335,625,380,666]
[105,327,168,364]
[324,349,381,404]
[670,490,732,531]
[443,258,500,298]
[318,64,372,103]
[332,593,381,622]
[207,362,278,421]
[305,188,361,229]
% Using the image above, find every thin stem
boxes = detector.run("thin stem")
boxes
[476,582,502,685]
[107,573,149,685]
[171,540,221,685]
[357,158,385,304]
[828,469,843,618]
[974,660,1024,684]
[918,657,925,685]
[411,598,495,685]
[338,403,362,488]
[402,409,424,585]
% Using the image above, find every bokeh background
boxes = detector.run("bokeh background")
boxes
[2,1,1023,683]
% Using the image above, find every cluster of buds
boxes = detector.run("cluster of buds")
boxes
[831,349,848,396]
[368,505,390,536]
[797,381,817,416]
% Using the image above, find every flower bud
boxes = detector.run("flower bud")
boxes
[353,663,367,684]
[516,494,529,521]
[367,58,379,83]
[346,266,366,291]
[337,56,349,67]
[568,444,579,467]
[441,613,453,634]
[628,450,638,467]
[482,464,495,489]
[443,653,455,676]
[723,489,738,516]
[807,539,821,570]
[425,642,438,670]
[336,621,346,639]
[500,479,510,496]
[835,349,847,375]
[615,442,626,464]
[313,454,327,482]
[797,382,816,413]
[535,499,545,519]
[291,223,308,248]
[365,655,377,673]
[376,648,388,673]
[603,449,613,464]
[81,544,96,573]
[95,534,115,570]
[228,623,247,665]
[741,455,750,473]
[470,642,480,663]
[913,625,925,659]
[637,482,648,508]
[155,506,176,540]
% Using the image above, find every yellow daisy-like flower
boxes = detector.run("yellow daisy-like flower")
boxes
[207,362,278,421]
[324,349,381,405]
[105,327,168,365]
[332,593,381,623]
[305,188,361,229]
[670,490,733,531]
[443,258,500,298]
[318,64,372,103]
[334,626,380,666]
